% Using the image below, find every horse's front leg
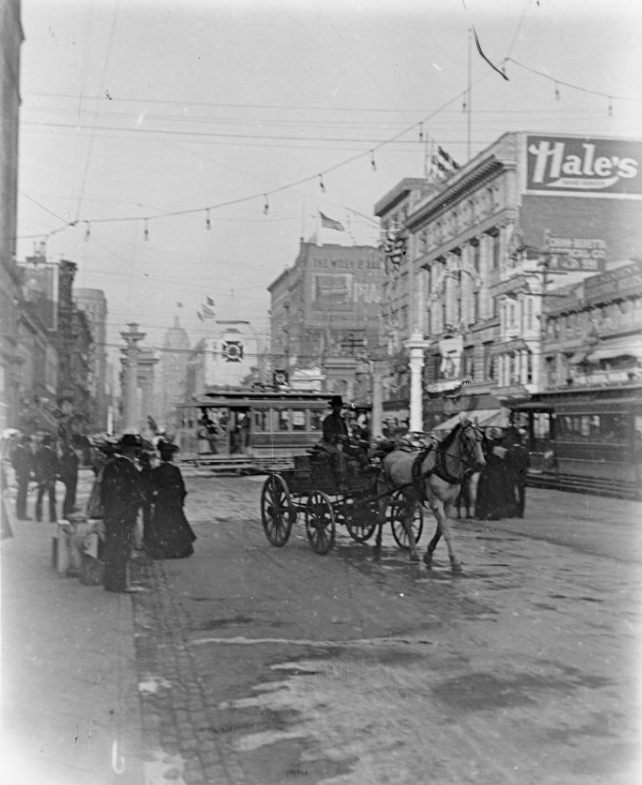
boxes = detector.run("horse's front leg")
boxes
[423,522,441,569]
[438,503,463,574]
[403,497,421,562]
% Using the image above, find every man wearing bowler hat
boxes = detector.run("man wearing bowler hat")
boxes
[320,395,350,490]
[100,433,145,592]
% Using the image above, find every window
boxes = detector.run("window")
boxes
[291,409,306,431]
[308,410,322,431]
[492,232,501,269]
[472,239,480,272]
[253,409,270,432]
[527,298,533,330]
[473,291,480,322]
[278,410,290,431]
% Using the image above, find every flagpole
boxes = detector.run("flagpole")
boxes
[467,27,472,162]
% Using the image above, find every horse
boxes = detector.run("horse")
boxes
[375,421,486,574]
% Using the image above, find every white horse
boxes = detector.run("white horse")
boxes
[376,422,486,573]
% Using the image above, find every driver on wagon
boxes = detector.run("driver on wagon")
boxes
[319,395,350,490]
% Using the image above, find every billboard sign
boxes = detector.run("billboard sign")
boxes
[525,135,642,198]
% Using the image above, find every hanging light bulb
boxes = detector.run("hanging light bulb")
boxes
[370,151,377,171]
[607,96,613,117]
[462,99,467,113]
[555,82,560,101]
[263,194,269,215]
[418,124,424,143]
[205,209,211,230]
[144,219,149,241]
[318,174,326,192]
[84,222,91,242]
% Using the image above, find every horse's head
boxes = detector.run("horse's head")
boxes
[460,421,486,472]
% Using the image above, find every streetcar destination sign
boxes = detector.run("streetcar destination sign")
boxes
[525,135,642,198]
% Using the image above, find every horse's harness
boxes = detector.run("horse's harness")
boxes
[410,423,481,500]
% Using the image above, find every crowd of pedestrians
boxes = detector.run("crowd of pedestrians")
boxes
[473,426,530,521]
[3,429,196,595]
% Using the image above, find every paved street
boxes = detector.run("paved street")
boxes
[129,472,642,785]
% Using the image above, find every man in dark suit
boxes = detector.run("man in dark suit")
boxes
[320,395,350,490]
[11,435,34,520]
[34,434,60,523]
[506,428,531,518]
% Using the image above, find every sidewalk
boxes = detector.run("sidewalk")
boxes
[1,469,145,785]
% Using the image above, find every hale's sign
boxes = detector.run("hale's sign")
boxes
[526,135,642,198]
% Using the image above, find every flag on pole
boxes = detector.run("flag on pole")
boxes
[206,296,215,306]
[176,301,183,308]
[201,303,215,318]
[197,310,204,322]
[437,146,460,170]
[319,211,345,231]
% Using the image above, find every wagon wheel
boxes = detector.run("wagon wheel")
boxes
[305,490,336,554]
[343,495,378,543]
[387,491,424,551]
[260,474,294,547]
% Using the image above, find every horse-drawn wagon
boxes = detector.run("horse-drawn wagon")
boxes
[259,450,424,555]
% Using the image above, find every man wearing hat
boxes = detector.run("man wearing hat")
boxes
[100,434,145,592]
[319,395,350,490]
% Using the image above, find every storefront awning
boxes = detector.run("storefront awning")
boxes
[585,344,642,363]
[432,408,510,432]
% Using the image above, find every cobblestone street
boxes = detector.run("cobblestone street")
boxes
[128,473,642,785]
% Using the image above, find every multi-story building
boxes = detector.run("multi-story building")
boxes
[75,288,109,431]
[158,316,190,432]
[540,260,642,391]
[0,0,24,431]
[268,240,384,396]
[185,320,263,397]
[376,132,642,431]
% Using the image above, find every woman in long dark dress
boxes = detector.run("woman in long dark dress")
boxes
[147,441,196,559]
[475,428,516,521]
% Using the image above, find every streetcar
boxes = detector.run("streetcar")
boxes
[508,384,642,497]
[175,388,336,468]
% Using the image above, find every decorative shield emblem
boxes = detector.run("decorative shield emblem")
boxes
[222,340,243,362]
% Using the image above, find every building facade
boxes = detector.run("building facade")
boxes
[540,260,642,391]
[75,288,109,431]
[158,316,190,432]
[185,320,263,397]
[268,240,384,400]
[376,132,642,431]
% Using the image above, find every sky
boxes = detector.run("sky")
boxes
[16,0,642,364]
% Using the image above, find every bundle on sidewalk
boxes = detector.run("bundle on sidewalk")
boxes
[51,513,106,585]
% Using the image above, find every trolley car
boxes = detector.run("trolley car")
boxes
[509,384,642,497]
[175,389,338,469]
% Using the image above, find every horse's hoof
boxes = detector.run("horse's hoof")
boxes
[451,562,463,575]
[409,552,420,563]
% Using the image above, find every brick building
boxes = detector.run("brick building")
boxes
[268,240,384,397]
[375,132,642,431]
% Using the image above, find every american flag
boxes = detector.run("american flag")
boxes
[319,211,345,231]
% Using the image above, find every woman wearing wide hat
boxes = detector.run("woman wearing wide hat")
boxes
[146,440,196,559]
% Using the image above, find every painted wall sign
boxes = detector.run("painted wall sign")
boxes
[545,236,606,272]
[525,135,642,198]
